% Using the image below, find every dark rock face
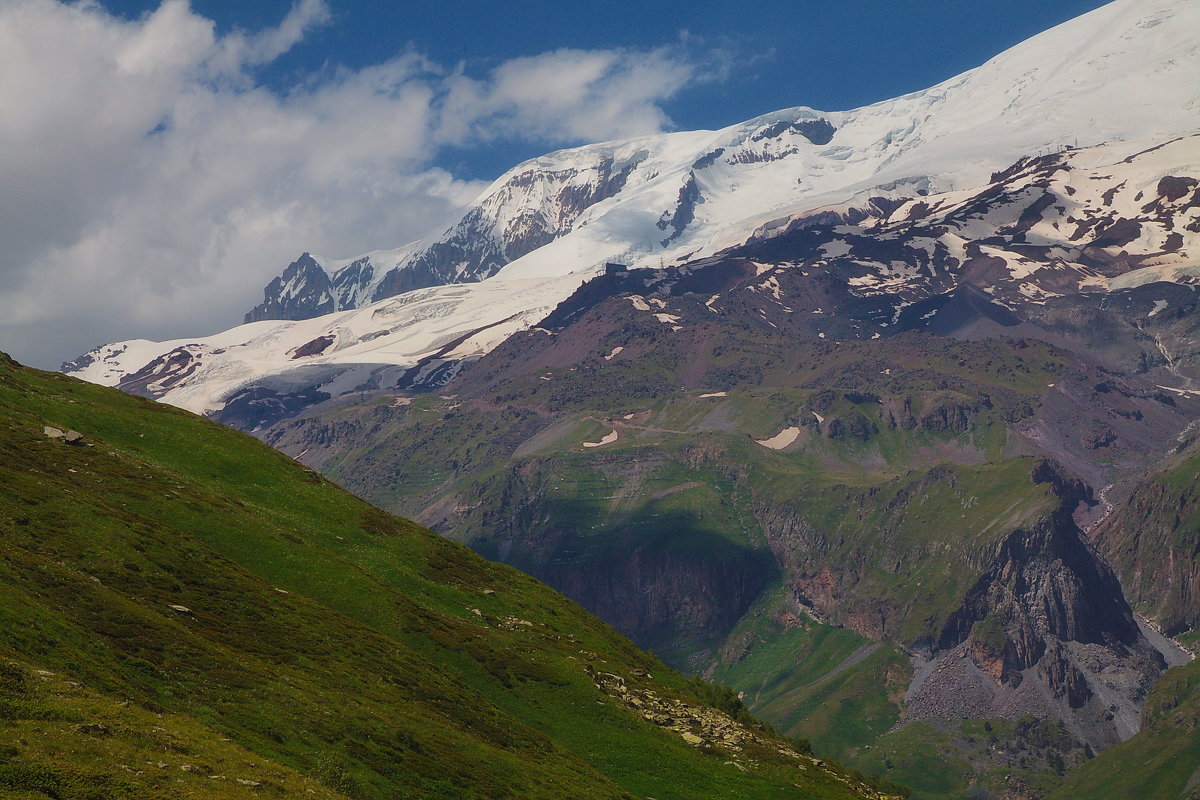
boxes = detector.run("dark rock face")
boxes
[291,335,335,359]
[901,464,1165,747]
[1152,175,1198,204]
[657,173,703,246]
[59,350,96,374]
[691,147,726,170]
[330,257,374,300]
[942,505,1140,663]
[749,117,837,146]
[543,532,777,654]
[791,118,837,145]
[115,345,206,398]
[244,253,335,323]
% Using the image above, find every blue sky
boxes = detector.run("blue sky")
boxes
[95,0,1110,178]
[0,0,1112,367]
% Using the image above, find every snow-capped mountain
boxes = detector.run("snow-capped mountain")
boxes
[65,0,1200,416]
[244,0,1200,323]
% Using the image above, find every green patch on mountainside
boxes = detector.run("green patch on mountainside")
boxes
[709,588,909,757]
[424,414,1056,657]
[0,352,891,800]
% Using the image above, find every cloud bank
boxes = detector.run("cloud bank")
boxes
[0,0,703,367]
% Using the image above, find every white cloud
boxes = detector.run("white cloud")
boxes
[439,47,696,144]
[0,0,704,367]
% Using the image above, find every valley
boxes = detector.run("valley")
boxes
[23,0,1200,797]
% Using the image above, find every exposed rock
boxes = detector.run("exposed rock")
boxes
[657,172,704,246]
[245,253,336,323]
[291,335,335,359]
[920,463,1166,747]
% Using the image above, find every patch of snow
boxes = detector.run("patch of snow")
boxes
[1157,385,1200,397]
[756,427,800,450]
[1149,299,1169,317]
[1110,263,1200,290]
[604,346,625,360]
[698,391,727,398]
[820,239,854,258]
[583,430,619,448]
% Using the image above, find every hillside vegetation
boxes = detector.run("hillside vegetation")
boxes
[0,352,890,800]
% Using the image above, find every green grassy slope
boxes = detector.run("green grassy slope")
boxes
[0,353,891,800]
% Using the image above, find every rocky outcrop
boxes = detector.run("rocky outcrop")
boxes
[657,172,703,246]
[749,454,1168,747]
[244,253,336,323]
[911,463,1167,747]
[586,664,903,799]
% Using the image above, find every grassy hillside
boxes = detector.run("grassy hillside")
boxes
[0,352,891,800]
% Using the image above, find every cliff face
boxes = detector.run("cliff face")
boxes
[923,479,1165,749]
[1092,435,1200,636]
